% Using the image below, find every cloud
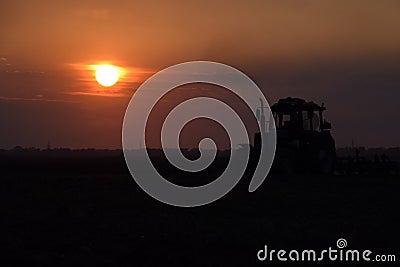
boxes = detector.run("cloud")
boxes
[0,57,11,67]
[0,95,77,103]
[64,91,126,98]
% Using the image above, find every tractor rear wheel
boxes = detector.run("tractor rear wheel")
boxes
[318,149,335,174]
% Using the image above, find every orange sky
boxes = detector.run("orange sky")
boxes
[1,0,400,148]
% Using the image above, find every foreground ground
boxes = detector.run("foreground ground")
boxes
[1,152,399,266]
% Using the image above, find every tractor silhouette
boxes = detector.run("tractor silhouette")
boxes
[254,97,336,174]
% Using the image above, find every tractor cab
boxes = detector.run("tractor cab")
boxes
[272,97,331,138]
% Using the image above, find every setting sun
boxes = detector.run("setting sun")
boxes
[95,65,119,87]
